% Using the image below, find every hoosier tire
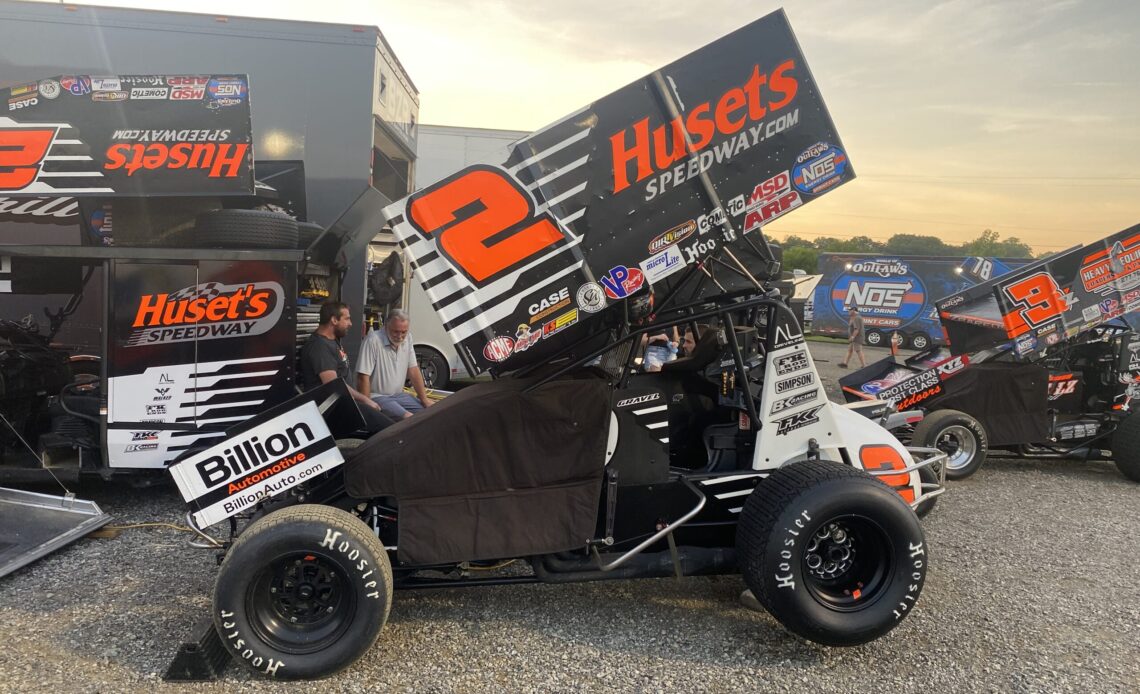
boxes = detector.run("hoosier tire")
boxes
[191,209,299,249]
[736,459,928,646]
[1111,412,1140,482]
[911,409,987,480]
[212,504,392,680]
[297,221,325,249]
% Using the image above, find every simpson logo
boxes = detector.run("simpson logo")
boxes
[774,405,824,436]
[647,220,697,254]
[639,246,686,284]
[169,400,343,528]
[1081,237,1140,295]
[483,335,515,363]
[576,282,607,313]
[126,281,284,347]
[616,393,661,408]
[792,142,848,195]
[104,142,248,178]
[775,372,814,394]
[609,60,799,194]
[770,389,818,415]
[774,349,808,376]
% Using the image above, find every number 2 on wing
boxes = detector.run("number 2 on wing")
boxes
[406,166,567,285]
[0,128,57,191]
[1002,272,1065,337]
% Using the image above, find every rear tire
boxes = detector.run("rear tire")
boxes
[736,459,927,646]
[1111,413,1140,482]
[297,221,325,249]
[212,504,392,679]
[191,209,299,249]
[909,333,931,351]
[865,331,883,347]
[911,409,987,480]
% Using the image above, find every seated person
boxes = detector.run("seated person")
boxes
[299,301,394,435]
[356,309,434,419]
[641,326,679,372]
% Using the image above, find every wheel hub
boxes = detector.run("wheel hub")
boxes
[936,425,977,470]
[805,522,856,580]
[271,556,341,624]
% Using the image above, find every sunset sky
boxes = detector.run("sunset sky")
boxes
[23,0,1140,253]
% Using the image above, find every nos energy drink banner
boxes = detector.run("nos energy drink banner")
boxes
[813,254,1031,345]
[382,10,854,374]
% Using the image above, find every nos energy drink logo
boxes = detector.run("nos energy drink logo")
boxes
[830,263,926,325]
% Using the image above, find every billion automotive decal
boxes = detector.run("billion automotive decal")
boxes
[168,400,342,528]
[125,280,284,346]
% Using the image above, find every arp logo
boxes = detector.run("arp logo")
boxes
[0,127,58,191]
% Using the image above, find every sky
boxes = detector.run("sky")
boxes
[22,0,1140,253]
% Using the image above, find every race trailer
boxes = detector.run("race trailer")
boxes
[812,253,1031,349]
[165,10,946,680]
[840,224,1140,482]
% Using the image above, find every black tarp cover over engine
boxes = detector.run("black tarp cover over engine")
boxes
[343,375,611,565]
[936,223,1140,358]
[381,10,855,376]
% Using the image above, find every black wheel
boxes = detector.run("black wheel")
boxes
[415,346,450,390]
[908,333,931,351]
[737,459,927,646]
[191,209,299,249]
[298,221,325,249]
[911,409,987,480]
[864,330,883,347]
[213,504,392,680]
[913,465,938,518]
[1111,412,1140,482]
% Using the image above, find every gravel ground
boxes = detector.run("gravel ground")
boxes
[1,340,1138,692]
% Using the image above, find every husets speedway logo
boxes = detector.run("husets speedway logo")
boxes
[126,280,284,346]
[608,60,799,194]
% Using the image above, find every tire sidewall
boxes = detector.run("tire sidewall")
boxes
[213,512,390,680]
[753,479,927,645]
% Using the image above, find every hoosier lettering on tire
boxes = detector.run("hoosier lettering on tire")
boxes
[736,459,927,646]
[212,504,392,680]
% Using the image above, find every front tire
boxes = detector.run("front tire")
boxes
[213,504,392,680]
[1111,412,1140,482]
[911,409,987,480]
[737,459,928,646]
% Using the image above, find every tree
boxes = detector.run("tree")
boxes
[782,245,819,273]
[884,234,952,256]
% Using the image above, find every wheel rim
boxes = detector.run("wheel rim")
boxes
[913,336,928,349]
[867,333,881,345]
[935,425,977,470]
[417,355,437,388]
[802,516,892,610]
[246,551,356,654]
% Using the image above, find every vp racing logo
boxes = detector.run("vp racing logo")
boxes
[126,280,284,346]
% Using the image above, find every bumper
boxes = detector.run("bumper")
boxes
[864,445,948,512]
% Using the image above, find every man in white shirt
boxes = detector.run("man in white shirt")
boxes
[356,309,434,419]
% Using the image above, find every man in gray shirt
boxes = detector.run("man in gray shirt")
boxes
[839,305,867,369]
[356,309,434,419]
